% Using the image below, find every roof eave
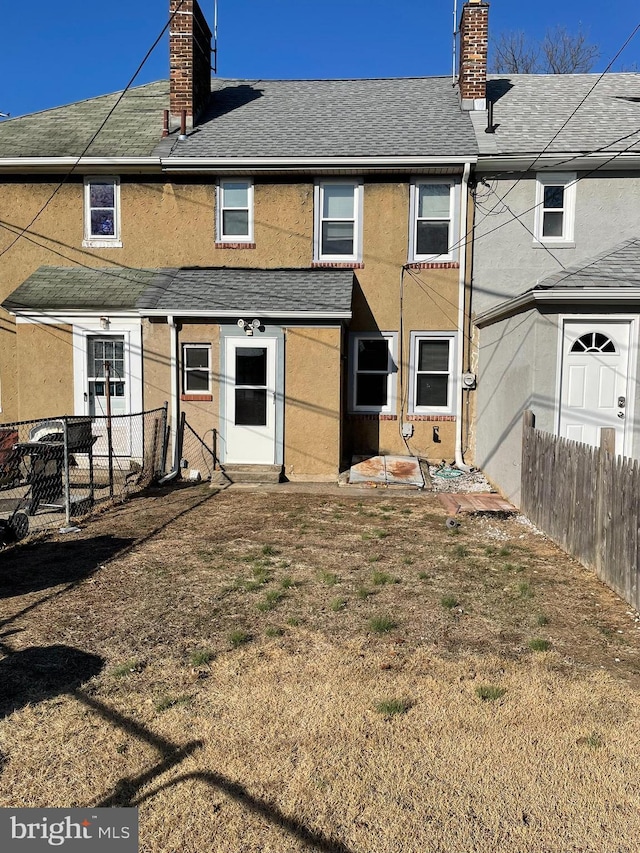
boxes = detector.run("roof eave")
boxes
[160,155,478,174]
[142,309,352,319]
[475,287,640,327]
[475,152,640,173]
[0,157,162,174]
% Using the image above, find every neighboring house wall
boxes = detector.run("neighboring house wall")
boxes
[476,309,557,503]
[472,172,640,315]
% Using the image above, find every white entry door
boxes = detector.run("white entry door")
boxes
[559,321,630,453]
[224,337,277,464]
[87,335,131,457]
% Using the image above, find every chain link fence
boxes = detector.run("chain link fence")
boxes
[177,416,218,483]
[0,406,168,543]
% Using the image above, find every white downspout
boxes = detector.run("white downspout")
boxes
[159,314,180,483]
[455,162,472,473]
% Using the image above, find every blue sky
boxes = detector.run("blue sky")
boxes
[1,0,638,118]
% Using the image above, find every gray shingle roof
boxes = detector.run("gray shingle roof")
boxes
[0,82,168,159]
[2,266,354,317]
[139,267,354,315]
[159,77,478,160]
[530,238,640,292]
[2,266,158,311]
[473,73,640,157]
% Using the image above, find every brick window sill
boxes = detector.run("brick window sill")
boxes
[312,261,364,269]
[215,242,256,249]
[406,414,456,422]
[406,262,459,269]
[348,413,398,421]
[181,394,213,402]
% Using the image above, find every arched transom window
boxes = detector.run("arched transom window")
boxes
[570,332,617,354]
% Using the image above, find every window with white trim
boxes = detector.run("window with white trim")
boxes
[182,344,211,394]
[350,333,397,413]
[533,172,576,245]
[83,177,121,247]
[314,180,363,262]
[409,332,457,414]
[216,180,253,243]
[409,180,455,262]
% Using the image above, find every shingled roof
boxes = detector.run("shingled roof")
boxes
[530,238,640,292]
[0,83,168,159]
[472,73,640,157]
[2,266,354,318]
[158,77,478,160]
[2,266,158,311]
[0,76,477,162]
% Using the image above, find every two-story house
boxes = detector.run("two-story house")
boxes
[469,64,640,502]
[0,0,485,482]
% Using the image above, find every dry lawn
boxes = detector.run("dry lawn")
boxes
[1,483,640,852]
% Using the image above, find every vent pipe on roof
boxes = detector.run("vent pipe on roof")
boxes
[457,0,489,111]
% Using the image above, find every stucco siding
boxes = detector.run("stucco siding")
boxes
[473,172,640,316]
[16,322,74,421]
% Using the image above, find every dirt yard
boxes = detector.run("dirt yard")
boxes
[1,482,640,852]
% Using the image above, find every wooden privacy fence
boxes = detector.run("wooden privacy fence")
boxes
[521,411,639,611]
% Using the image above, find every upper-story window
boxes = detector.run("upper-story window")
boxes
[314,180,363,263]
[216,180,254,243]
[533,172,576,246]
[409,180,456,262]
[83,177,121,248]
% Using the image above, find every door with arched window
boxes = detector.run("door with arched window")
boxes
[559,321,631,453]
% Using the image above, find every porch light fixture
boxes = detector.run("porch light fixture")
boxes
[237,318,262,336]
[100,316,110,330]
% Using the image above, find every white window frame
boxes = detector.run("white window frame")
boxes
[533,172,576,247]
[83,176,122,248]
[409,179,456,262]
[216,179,254,243]
[314,179,363,263]
[409,331,457,415]
[182,343,212,395]
[349,332,398,414]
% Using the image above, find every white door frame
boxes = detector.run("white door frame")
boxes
[223,336,277,464]
[72,316,143,459]
[555,314,638,454]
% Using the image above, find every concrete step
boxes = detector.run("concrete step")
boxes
[218,464,282,484]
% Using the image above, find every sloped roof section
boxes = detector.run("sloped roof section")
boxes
[472,73,640,157]
[160,77,478,159]
[2,266,157,311]
[0,82,168,159]
[2,266,354,318]
[138,267,354,316]
[531,238,640,291]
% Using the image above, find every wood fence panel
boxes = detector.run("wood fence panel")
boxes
[521,411,640,612]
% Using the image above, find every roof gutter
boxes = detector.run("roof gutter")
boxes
[0,157,162,174]
[476,152,640,173]
[475,287,640,328]
[161,155,478,172]
[142,309,352,319]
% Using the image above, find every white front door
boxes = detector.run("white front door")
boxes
[87,335,130,457]
[224,337,277,464]
[559,321,630,453]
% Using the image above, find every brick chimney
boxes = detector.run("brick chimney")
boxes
[169,0,212,128]
[458,0,489,111]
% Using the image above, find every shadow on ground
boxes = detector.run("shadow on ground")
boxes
[0,536,135,599]
[0,645,104,718]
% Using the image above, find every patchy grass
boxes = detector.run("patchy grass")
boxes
[375,698,411,717]
[2,488,640,852]
[529,638,551,652]
[372,570,398,586]
[369,615,397,634]
[476,684,507,702]
[441,595,459,610]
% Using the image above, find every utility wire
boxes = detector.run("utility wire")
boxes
[0,0,186,262]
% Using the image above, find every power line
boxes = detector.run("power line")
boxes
[0,0,186,262]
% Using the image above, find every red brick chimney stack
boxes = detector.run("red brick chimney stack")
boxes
[458,0,489,111]
[169,0,212,128]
